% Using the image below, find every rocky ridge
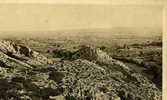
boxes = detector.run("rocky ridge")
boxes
[0,40,161,100]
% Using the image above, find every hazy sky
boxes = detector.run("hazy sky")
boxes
[0,0,164,5]
[0,4,163,31]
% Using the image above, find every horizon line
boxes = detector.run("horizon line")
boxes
[0,27,162,33]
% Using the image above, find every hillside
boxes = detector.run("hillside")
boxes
[0,39,162,100]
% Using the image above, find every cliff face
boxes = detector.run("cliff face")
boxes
[0,40,161,100]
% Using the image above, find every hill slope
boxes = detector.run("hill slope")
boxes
[0,40,161,100]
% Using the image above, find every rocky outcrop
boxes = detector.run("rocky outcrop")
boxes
[0,40,53,66]
[0,40,162,100]
[72,45,98,61]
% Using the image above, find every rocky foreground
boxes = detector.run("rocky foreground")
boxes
[0,40,161,100]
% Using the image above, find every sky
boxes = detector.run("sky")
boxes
[0,0,164,5]
[0,4,163,32]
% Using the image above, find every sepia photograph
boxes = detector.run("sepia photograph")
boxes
[0,0,165,100]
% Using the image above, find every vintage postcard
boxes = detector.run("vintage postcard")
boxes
[0,0,165,100]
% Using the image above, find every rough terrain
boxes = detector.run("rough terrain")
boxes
[0,38,162,100]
